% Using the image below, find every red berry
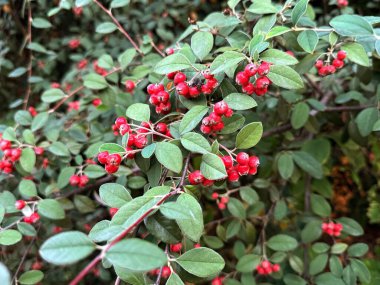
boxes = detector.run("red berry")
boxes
[315,60,324,69]
[214,101,229,116]
[332,59,344,69]
[134,136,148,149]
[69,175,80,186]
[15,200,26,210]
[258,61,270,75]
[188,170,205,185]
[272,264,280,272]
[105,164,119,174]
[200,125,212,134]
[326,65,336,74]
[213,122,225,132]
[189,86,201,98]
[79,175,89,187]
[201,84,212,95]
[125,80,135,92]
[256,265,265,275]
[194,243,201,248]
[34,147,44,156]
[173,72,186,85]
[211,277,223,285]
[235,71,249,86]
[167,71,177,80]
[30,213,40,223]
[156,91,170,103]
[155,123,167,133]
[170,243,182,252]
[209,112,222,125]
[218,202,226,210]
[227,170,240,182]
[106,153,122,166]
[248,156,259,168]
[221,156,233,169]
[220,196,229,204]
[0,140,11,151]
[211,192,219,199]
[248,166,258,175]
[92,98,102,107]
[98,151,109,164]
[202,179,214,187]
[166,48,174,55]
[237,164,250,176]
[28,107,37,117]
[225,108,233,118]
[244,63,258,77]
[337,50,347,60]
[115,117,127,128]
[236,152,249,165]
[109,207,118,217]
[255,76,270,89]
[119,124,130,136]
[242,83,255,95]
[176,82,189,96]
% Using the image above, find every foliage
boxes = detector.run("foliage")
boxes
[0,0,380,284]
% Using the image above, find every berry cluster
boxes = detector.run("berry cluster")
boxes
[0,137,21,174]
[200,101,233,134]
[188,170,214,187]
[337,0,348,8]
[256,260,280,275]
[147,83,172,115]
[125,80,135,93]
[15,200,40,224]
[211,193,229,210]
[222,152,259,182]
[149,266,172,279]
[235,62,271,96]
[315,50,347,76]
[171,71,218,98]
[98,152,122,174]
[69,174,89,187]
[322,222,343,237]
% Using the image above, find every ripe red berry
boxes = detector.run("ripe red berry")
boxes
[106,153,122,166]
[220,196,229,204]
[176,82,189,96]
[202,179,214,187]
[156,91,170,103]
[119,124,130,136]
[209,112,222,124]
[244,63,258,77]
[92,98,102,107]
[105,164,119,174]
[134,136,148,149]
[29,212,40,223]
[218,202,226,210]
[167,71,177,80]
[188,170,205,185]
[173,72,186,85]
[211,192,219,200]
[225,108,233,118]
[162,266,171,279]
[221,156,233,169]
[242,82,255,95]
[194,243,201,248]
[189,86,201,98]
[170,243,182,252]
[125,80,136,92]
[214,101,229,116]
[337,50,347,60]
[34,147,44,156]
[0,140,11,151]
[79,175,89,187]
[69,175,80,186]
[98,151,109,164]
[211,277,223,285]
[255,76,270,89]
[155,123,167,133]
[236,152,249,165]
[109,207,118,217]
[235,71,249,86]
[15,200,26,210]
[115,117,127,128]
[272,264,280,272]
[315,60,324,69]
[28,107,37,117]
[248,156,259,168]
[257,61,270,75]
[166,48,174,55]
[332,59,344,69]
[227,170,240,182]
[200,125,212,134]
[237,164,250,175]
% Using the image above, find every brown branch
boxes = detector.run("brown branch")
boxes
[324,104,375,112]
[22,1,32,110]
[150,40,165,57]
[93,0,143,55]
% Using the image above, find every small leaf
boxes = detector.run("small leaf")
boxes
[235,122,263,149]
[223,93,258,110]
[166,273,185,285]
[200,153,227,180]
[96,22,118,34]
[336,217,364,236]
[291,0,309,25]
[126,103,151,122]
[180,132,211,154]
[176,247,225,277]
[19,270,44,285]
[154,53,192,74]
[291,102,310,129]
[20,148,36,173]
[0,230,22,246]
[19,180,37,198]
[260,49,299,65]
[179,105,209,134]
[38,199,65,220]
[297,30,318,53]
[31,112,49,132]
[99,183,132,208]
[341,43,370,67]
[191,31,214,61]
[292,151,323,179]
[39,231,95,265]
[118,49,136,70]
[99,143,125,154]
[267,65,304,89]
[267,234,298,251]
[8,67,27,78]
[155,142,183,173]
[277,152,294,179]
[355,107,378,136]
[330,15,374,37]
[311,194,331,217]
[41,89,65,103]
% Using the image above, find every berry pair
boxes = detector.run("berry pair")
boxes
[68,101,80,112]
[222,153,259,182]
[150,266,172,279]
[28,107,37,117]
[172,71,218,98]
[93,60,108,76]
[315,50,347,76]
[3,148,22,162]
[188,170,214,186]
[200,101,233,134]
[256,260,280,275]
[236,62,271,96]
[98,152,122,174]
[322,222,343,237]
[147,83,171,115]
[69,174,89,187]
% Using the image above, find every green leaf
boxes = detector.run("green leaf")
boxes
[220,114,245,134]
[89,220,123,242]
[32,18,52,29]
[291,0,309,25]
[22,130,35,145]
[20,148,36,173]
[292,151,323,179]
[350,259,371,283]
[315,273,346,285]
[176,247,225,277]
[99,143,125,154]
[336,217,364,236]
[223,93,258,110]
[341,43,370,67]
[41,89,65,103]
[2,127,17,141]
[14,111,32,126]
[170,193,204,242]
[75,0,91,7]
[330,255,343,276]
[348,243,369,257]
[266,26,291,39]
[301,220,322,243]
[145,213,182,244]
[180,132,211,154]
[154,53,192,74]
[210,51,245,75]
[291,102,310,129]
[330,15,374,37]
[57,167,76,189]
[19,270,44,285]
[309,254,328,275]
[49,142,70,157]
[235,122,263,149]
[289,255,304,274]
[247,0,279,14]
[84,165,106,178]
[141,143,156,158]
[236,254,261,273]
[118,49,136,70]
[267,65,304,89]
[267,234,298,251]
[39,231,95,265]
[0,230,22,245]
[311,194,331,217]
[179,105,209,134]
[8,67,27,78]
[166,273,185,285]
[227,198,246,219]
[155,142,183,173]
[98,54,114,69]
[297,30,318,53]
[278,152,294,179]
[191,31,214,61]
[83,73,108,90]
[284,274,307,285]
[106,238,167,271]
[260,49,299,65]
[126,103,150,122]
[331,243,348,254]
[99,183,132,208]
[19,180,37,198]
[38,199,65,220]
[96,22,118,34]
[31,112,49,132]
[355,107,378,136]
[200,153,227,180]
[111,0,130,8]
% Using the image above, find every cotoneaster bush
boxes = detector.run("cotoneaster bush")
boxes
[0,0,379,284]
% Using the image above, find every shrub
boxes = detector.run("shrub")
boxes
[0,0,379,284]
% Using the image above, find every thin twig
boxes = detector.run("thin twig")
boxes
[93,0,143,55]
[22,1,32,110]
